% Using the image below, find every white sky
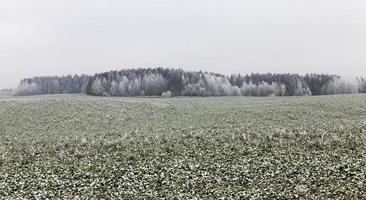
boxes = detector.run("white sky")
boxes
[1,0,366,88]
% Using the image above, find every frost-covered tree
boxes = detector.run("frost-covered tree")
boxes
[334,77,358,94]
[15,67,366,97]
[273,82,286,96]
[47,79,62,94]
[257,81,275,96]
[109,81,119,96]
[240,81,286,97]
[0,88,12,95]
[89,77,105,96]
[232,86,241,96]
[358,77,366,93]
[128,77,142,96]
[117,76,129,96]
[240,82,257,96]
[14,81,42,96]
[182,78,207,96]
[143,74,167,96]
[203,74,240,96]
[294,80,312,96]
[304,74,335,95]
[322,77,359,94]
[14,75,90,96]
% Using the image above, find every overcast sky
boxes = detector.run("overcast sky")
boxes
[1,0,366,88]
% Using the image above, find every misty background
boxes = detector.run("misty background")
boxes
[1,0,366,89]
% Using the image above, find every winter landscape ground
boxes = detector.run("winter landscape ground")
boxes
[1,94,366,199]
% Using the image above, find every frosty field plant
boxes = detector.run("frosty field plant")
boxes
[1,94,366,199]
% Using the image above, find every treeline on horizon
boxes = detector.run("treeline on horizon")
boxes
[13,68,366,97]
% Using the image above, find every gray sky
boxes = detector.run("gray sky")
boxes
[1,0,366,88]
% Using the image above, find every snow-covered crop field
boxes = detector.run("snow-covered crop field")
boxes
[1,94,366,199]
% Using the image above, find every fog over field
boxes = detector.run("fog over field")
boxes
[1,0,366,199]
[1,0,366,88]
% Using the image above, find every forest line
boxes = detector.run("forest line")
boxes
[13,68,366,97]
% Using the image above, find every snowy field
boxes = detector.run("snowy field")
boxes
[1,94,366,199]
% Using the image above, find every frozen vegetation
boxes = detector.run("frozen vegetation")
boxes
[1,94,366,198]
[12,68,366,97]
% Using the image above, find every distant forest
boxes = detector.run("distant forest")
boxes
[14,68,366,97]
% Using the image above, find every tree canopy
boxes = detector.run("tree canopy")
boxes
[13,68,366,97]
